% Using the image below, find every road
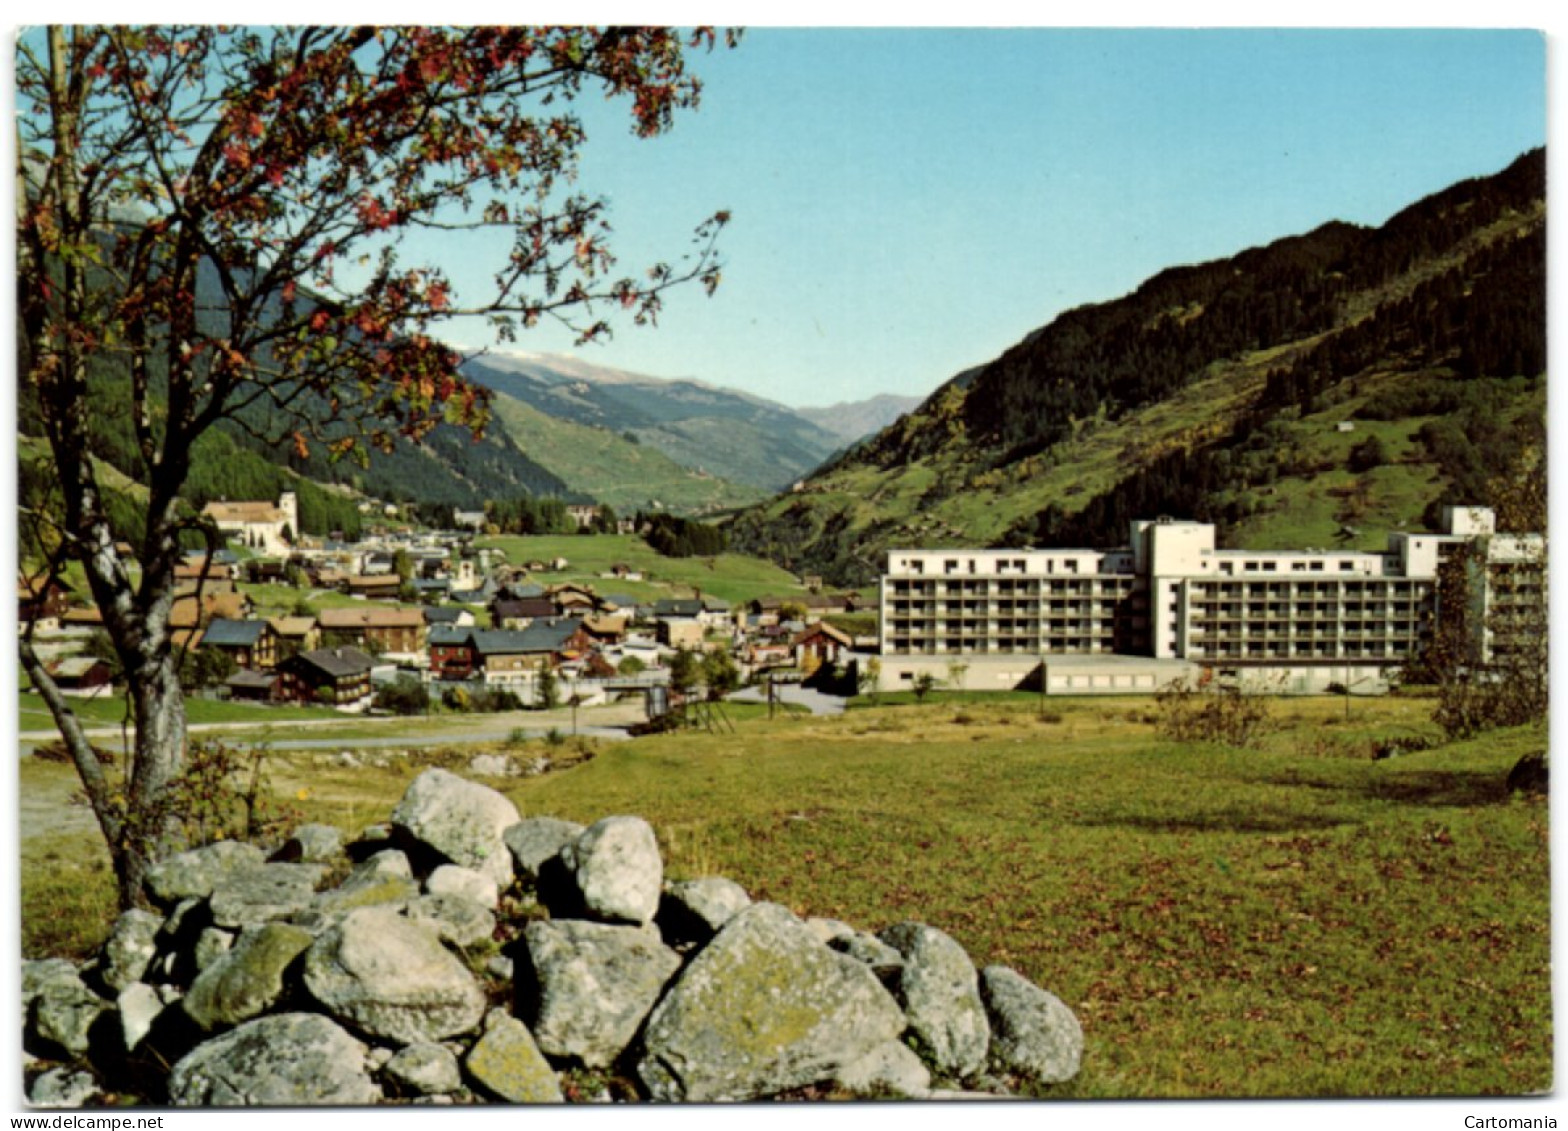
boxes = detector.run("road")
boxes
[17,700,650,753]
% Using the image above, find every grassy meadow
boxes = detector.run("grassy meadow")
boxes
[18,693,1550,1099]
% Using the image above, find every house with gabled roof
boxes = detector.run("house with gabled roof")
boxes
[267,615,320,659]
[279,646,373,710]
[491,596,556,629]
[200,618,279,670]
[317,606,426,656]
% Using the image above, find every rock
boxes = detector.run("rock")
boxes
[384,1041,462,1096]
[118,982,166,1052]
[831,931,906,983]
[403,893,496,949]
[183,923,314,1032]
[1508,752,1549,796]
[158,897,209,950]
[390,768,519,888]
[502,816,584,880]
[273,823,344,864]
[658,877,751,949]
[298,867,420,931]
[464,1012,563,1104]
[519,919,681,1068]
[194,928,235,973]
[636,902,906,1102]
[878,921,989,1078]
[836,1039,933,1099]
[804,917,856,945]
[979,965,1083,1084]
[357,848,412,878]
[303,907,487,1044]
[145,841,266,907]
[486,954,515,982]
[208,863,327,929]
[555,816,662,926]
[98,908,164,993]
[29,1066,100,1107]
[426,863,499,909]
[168,1012,382,1105]
[467,753,519,778]
[21,958,77,1011]
[29,967,107,1057]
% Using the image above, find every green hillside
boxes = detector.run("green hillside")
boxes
[487,392,766,516]
[729,150,1546,585]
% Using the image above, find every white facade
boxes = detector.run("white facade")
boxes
[879,508,1534,694]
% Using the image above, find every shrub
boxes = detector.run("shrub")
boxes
[1155,678,1275,748]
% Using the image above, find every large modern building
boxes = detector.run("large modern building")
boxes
[876,506,1541,695]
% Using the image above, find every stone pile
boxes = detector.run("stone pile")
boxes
[21,768,1082,1106]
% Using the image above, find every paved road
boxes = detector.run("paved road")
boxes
[726,685,847,716]
[18,701,649,753]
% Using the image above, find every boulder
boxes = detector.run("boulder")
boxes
[426,863,499,909]
[118,982,166,1053]
[21,958,78,1012]
[554,816,662,926]
[830,931,906,983]
[390,768,518,887]
[519,919,681,1067]
[658,877,751,949]
[805,917,856,945]
[878,921,989,1078]
[384,1041,463,1097]
[97,908,164,993]
[502,816,584,881]
[208,863,327,929]
[835,1038,933,1099]
[297,867,420,931]
[167,1012,382,1105]
[464,1012,563,1104]
[302,907,486,1044]
[144,841,266,907]
[193,928,235,973]
[272,823,344,864]
[183,923,314,1032]
[403,893,496,949]
[467,753,520,778]
[979,965,1083,1084]
[29,967,107,1057]
[636,902,906,1102]
[359,848,414,877]
[28,1066,100,1108]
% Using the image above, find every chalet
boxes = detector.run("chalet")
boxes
[565,503,601,530]
[453,510,487,531]
[744,640,793,671]
[203,492,298,556]
[174,557,238,587]
[317,606,426,656]
[246,559,288,583]
[604,563,643,582]
[346,574,402,599]
[224,669,281,703]
[471,619,594,685]
[412,578,452,602]
[792,621,853,671]
[170,589,254,630]
[581,614,628,645]
[200,618,280,670]
[651,598,704,620]
[46,656,115,695]
[279,647,374,710]
[545,583,599,614]
[428,625,479,681]
[18,577,72,628]
[656,617,705,649]
[267,616,320,658]
[491,597,557,629]
[423,606,476,630]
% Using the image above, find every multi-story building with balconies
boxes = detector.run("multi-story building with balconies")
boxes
[876,506,1540,695]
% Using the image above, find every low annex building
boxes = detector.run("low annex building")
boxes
[877,507,1542,696]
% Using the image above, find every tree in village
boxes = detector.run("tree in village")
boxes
[16,26,733,907]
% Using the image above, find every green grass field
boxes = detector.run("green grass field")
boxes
[18,694,1549,1098]
[478,533,815,605]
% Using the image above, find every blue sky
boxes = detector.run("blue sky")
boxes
[418,25,1546,409]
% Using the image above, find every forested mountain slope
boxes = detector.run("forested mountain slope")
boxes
[728,149,1546,586]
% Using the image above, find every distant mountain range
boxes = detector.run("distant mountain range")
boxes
[461,352,920,497]
[728,149,1546,586]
